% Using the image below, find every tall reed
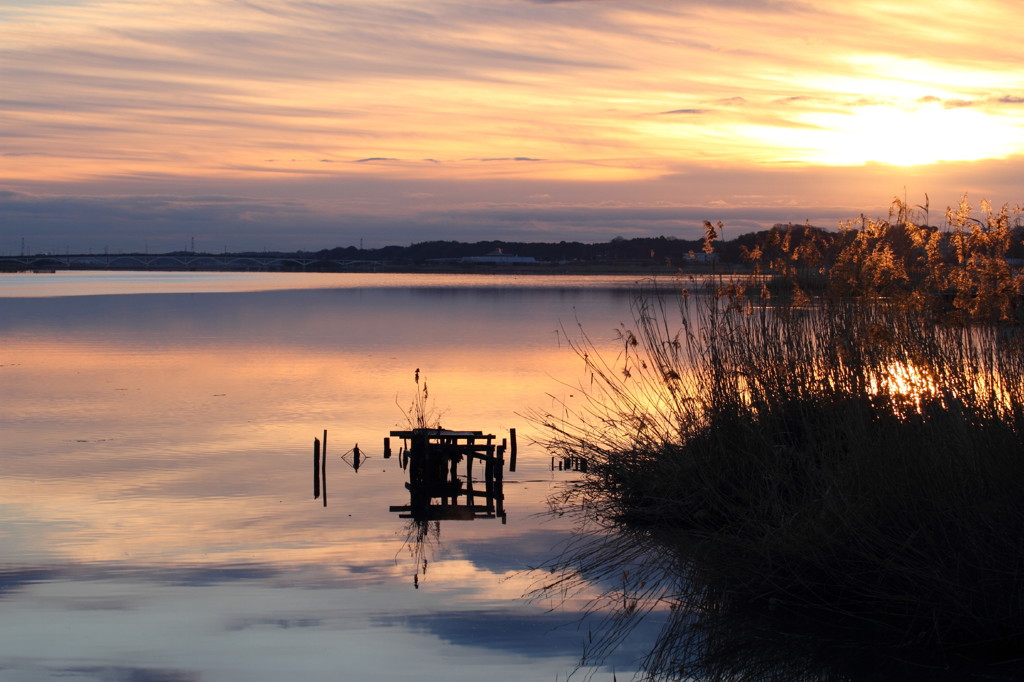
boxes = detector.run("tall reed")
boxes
[533,281,1024,672]
[748,195,1024,322]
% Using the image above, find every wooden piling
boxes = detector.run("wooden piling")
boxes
[484,441,495,513]
[509,428,517,472]
[322,429,328,507]
[313,437,321,499]
[465,449,476,503]
[494,444,504,518]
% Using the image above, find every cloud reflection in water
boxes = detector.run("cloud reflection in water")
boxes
[0,275,643,680]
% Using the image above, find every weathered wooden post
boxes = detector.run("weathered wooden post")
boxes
[484,439,495,513]
[495,444,504,520]
[313,437,321,499]
[383,437,391,459]
[509,428,517,472]
[322,429,328,507]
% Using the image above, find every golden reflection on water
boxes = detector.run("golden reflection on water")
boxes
[0,284,630,573]
[2,339,588,561]
[868,355,1016,418]
[0,276,667,681]
[867,360,941,413]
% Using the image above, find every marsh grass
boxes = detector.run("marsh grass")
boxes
[401,368,445,430]
[533,277,1024,677]
[748,195,1024,322]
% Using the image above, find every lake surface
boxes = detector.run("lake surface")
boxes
[0,272,668,682]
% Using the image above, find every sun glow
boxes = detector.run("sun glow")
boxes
[785,102,1024,166]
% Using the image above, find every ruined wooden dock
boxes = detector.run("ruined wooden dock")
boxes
[387,428,515,523]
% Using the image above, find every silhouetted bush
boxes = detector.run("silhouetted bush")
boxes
[532,196,1024,678]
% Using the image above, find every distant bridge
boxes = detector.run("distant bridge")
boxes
[0,254,365,272]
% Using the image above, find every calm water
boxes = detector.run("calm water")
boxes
[0,272,666,682]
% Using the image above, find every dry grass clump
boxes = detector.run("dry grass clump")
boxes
[534,277,1024,676]
[747,195,1024,322]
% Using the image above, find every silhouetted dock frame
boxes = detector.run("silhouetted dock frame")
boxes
[386,428,516,523]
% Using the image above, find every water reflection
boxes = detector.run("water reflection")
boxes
[1,274,646,681]
[541,524,1024,682]
[315,426,516,588]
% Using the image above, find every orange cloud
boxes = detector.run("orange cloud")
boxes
[3,1,1024,252]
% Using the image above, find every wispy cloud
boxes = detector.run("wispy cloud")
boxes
[10,152,1024,253]
[2,0,1024,249]
[476,157,545,162]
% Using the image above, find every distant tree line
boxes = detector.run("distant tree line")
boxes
[312,211,1024,275]
[315,235,700,264]
[312,233,787,266]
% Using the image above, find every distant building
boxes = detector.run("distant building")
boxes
[461,248,538,264]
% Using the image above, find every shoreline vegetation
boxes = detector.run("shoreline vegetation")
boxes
[531,196,1024,680]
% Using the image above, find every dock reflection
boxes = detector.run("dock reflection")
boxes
[310,426,515,587]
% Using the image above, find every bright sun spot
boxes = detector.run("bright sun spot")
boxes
[752,102,1024,166]
[802,102,1019,165]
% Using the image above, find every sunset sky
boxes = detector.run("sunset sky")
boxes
[3,0,1024,253]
